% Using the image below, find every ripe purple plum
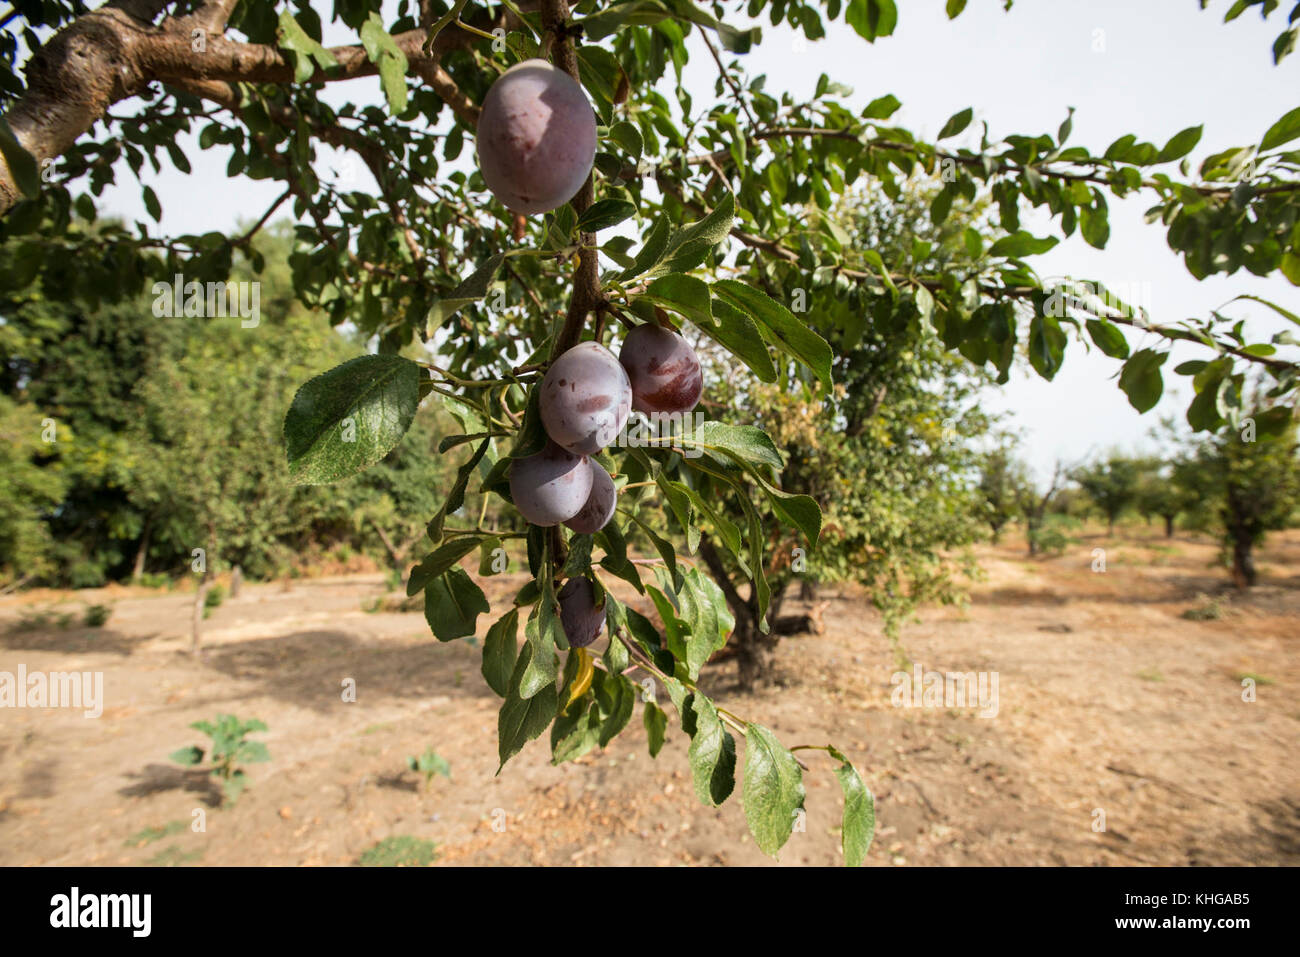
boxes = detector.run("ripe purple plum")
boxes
[508,441,593,527]
[563,459,617,534]
[540,341,632,456]
[618,323,704,415]
[475,59,597,215]
[558,576,605,648]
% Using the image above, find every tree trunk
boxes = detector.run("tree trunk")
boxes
[230,564,242,599]
[131,514,152,583]
[990,523,1002,545]
[192,573,210,655]
[1107,516,1115,537]
[1164,514,1175,538]
[1231,533,1257,589]
[799,579,816,601]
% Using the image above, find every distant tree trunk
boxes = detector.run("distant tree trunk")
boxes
[192,573,210,655]
[700,536,777,692]
[989,522,1002,545]
[1108,516,1115,537]
[799,579,816,601]
[230,564,242,598]
[1230,532,1257,589]
[131,515,152,583]
[1163,514,1175,538]
[192,526,216,655]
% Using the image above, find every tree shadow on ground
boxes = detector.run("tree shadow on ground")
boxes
[118,764,223,808]
[1188,795,1300,865]
[0,626,157,656]
[196,628,500,713]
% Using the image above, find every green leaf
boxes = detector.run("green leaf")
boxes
[640,274,713,327]
[1085,318,1130,359]
[742,724,805,858]
[424,567,490,641]
[481,609,519,697]
[517,603,560,698]
[1261,105,1300,151]
[846,0,898,42]
[701,298,778,382]
[829,749,875,866]
[938,107,973,140]
[1158,125,1202,162]
[712,280,833,391]
[1027,315,1067,381]
[988,231,1058,259]
[427,252,508,333]
[360,13,409,114]
[0,117,40,200]
[609,120,643,158]
[407,536,487,596]
[284,355,421,485]
[687,695,736,806]
[1118,348,1167,413]
[862,94,902,120]
[945,0,968,17]
[685,420,784,470]
[626,193,736,280]
[576,198,637,232]
[277,10,340,82]
[169,746,203,767]
[596,674,634,746]
[643,700,668,757]
[497,642,559,771]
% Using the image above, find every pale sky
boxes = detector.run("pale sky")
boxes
[88,0,1300,484]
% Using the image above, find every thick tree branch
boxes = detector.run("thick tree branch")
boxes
[0,1,519,214]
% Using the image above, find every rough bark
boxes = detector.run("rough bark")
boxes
[1230,531,1257,589]
[131,513,152,583]
[1164,514,1175,538]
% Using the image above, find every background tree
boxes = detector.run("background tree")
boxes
[977,437,1030,545]
[1178,413,1300,587]
[1073,454,1142,537]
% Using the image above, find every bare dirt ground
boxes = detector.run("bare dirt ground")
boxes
[1,525,1297,867]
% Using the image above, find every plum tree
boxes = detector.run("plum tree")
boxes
[539,341,631,455]
[619,323,704,415]
[557,575,605,647]
[508,441,592,527]
[563,458,616,534]
[475,58,597,215]
[7,0,1300,869]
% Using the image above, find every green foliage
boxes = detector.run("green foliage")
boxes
[7,0,1300,865]
[1073,455,1142,532]
[358,836,437,867]
[170,714,271,807]
[1027,515,1078,556]
[405,747,451,790]
[82,604,112,628]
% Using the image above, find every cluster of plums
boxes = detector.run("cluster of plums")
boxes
[509,327,703,533]
[509,329,702,647]
[479,59,705,648]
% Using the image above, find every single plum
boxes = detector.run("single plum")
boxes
[563,458,617,534]
[618,323,704,415]
[540,341,632,455]
[558,576,605,648]
[475,59,597,215]
[509,441,593,527]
